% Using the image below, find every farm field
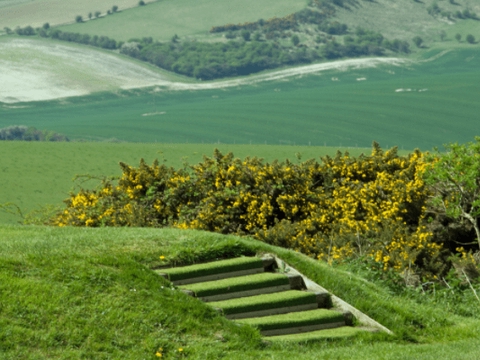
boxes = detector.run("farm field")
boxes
[0,142,373,225]
[0,0,149,29]
[56,0,308,41]
[1,46,479,149]
[335,0,480,43]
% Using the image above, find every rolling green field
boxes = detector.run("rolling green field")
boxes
[0,0,144,28]
[0,142,373,225]
[2,47,479,149]
[57,0,308,41]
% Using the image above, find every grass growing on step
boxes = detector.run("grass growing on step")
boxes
[209,290,317,315]
[160,256,263,281]
[267,326,365,343]
[237,309,345,331]
[180,272,290,297]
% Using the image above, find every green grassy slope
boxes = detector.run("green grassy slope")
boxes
[1,226,479,359]
[57,0,308,41]
[334,0,480,44]
[0,142,369,225]
[0,0,144,29]
[2,47,479,148]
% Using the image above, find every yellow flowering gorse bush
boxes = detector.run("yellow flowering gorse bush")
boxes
[53,144,445,276]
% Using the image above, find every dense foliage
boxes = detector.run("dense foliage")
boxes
[0,125,69,141]
[52,144,480,279]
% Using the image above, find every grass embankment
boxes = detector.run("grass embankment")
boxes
[1,225,480,359]
[0,142,373,225]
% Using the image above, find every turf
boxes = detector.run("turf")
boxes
[179,272,290,297]
[159,256,264,281]
[209,290,317,315]
[57,0,308,41]
[237,308,345,331]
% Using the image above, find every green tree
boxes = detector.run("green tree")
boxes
[139,0,145,5]
[75,15,83,23]
[95,11,101,18]
[466,34,476,44]
[112,5,118,13]
[440,30,446,41]
[241,30,250,41]
[455,33,462,42]
[88,12,92,20]
[291,34,300,46]
[423,137,480,248]
[43,23,50,30]
[412,36,423,48]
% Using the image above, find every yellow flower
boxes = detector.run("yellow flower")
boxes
[155,352,162,357]
[178,348,183,352]
[159,255,165,260]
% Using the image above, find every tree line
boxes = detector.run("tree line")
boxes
[0,125,69,141]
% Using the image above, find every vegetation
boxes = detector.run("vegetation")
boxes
[0,125,69,141]
[424,138,480,248]
[51,142,480,281]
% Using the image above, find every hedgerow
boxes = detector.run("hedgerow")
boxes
[53,144,465,278]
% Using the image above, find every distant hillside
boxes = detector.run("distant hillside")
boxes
[3,0,479,80]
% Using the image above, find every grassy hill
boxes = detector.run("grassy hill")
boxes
[1,226,480,358]
[55,0,308,42]
[53,0,480,46]
[0,0,147,28]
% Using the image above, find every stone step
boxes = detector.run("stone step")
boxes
[236,308,351,336]
[179,272,305,302]
[157,256,274,285]
[209,290,330,320]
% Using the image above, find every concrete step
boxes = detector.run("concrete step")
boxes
[179,272,305,302]
[209,290,330,320]
[156,256,274,285]
[265,325,367,342]
[236,308,351,336]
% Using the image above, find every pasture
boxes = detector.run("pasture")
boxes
[0,0,146,29]
[0,142,370,225]
[1,47,479,149]
[57,0,308,41]
[335,0,480,43]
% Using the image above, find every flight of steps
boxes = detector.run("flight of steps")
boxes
[156,255,379,340]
